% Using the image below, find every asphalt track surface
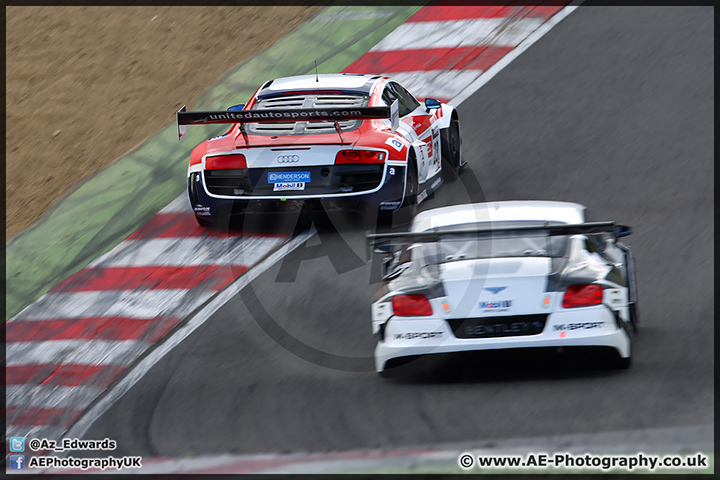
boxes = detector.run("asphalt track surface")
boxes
[85,7,712,457]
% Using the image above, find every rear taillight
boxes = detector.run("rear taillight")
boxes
[335,150,386,164]
[562,284,603,308]
[205,154,247,170]
[392,294,433,316]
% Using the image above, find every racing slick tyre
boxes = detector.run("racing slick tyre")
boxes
[612,351,632,370]
[404,155,419,217]
[609,338,632,369]
[441,113,463,181]
[195,215,215,227]
[398,155,419,224]
[629,303,639,333]
[378,155,418,228]
[194,212,240,229]
[379,355,438,381]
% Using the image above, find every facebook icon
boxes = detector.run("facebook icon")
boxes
[9,454,25,470]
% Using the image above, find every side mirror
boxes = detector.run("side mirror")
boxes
[424,98,441,112]
[615,225,633,238]
[374,244,394,255]
[227,104,245,112]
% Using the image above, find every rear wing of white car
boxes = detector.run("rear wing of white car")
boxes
[366,222,624,257]
[176,100,399,141]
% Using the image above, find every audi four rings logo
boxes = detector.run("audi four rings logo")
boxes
[276,155,300,164]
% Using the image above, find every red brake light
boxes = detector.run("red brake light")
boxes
[335,150,386,164]
[562,284,603,308]
[392,294,433,316]
[205,154,247,170]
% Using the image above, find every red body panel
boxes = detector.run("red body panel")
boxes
[188,76,447,167]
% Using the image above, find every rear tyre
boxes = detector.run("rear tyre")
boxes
[379,355,433,380]
[441,114,462,181]
[195,215,214,227]
[613,354,632,370]
[379,155,418,227]
[629,303,639,333]
[610,340,632,369]
[404,155,419,218]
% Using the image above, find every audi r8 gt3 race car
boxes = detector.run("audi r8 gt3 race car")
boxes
[367,201,639,376]
[176,73,464,226]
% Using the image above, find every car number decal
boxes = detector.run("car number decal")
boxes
[385,138,403,152]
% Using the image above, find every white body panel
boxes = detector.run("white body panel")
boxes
[439,257,551,318]
[375,306,630,372]
[372,200,636,373]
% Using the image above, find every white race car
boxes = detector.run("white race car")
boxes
[367,201,639,376]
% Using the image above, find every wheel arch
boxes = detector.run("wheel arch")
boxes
[435,104,458,130]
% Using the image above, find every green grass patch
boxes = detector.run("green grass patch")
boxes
[5,5,422,321]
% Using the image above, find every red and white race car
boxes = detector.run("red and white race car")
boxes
[177,73,464,226]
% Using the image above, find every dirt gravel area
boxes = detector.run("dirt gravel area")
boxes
[6,5,321,240]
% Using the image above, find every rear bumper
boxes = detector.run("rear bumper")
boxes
[375,306,631,372]
[188,163,406,219]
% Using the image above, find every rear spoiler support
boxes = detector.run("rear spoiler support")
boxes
[333,119,344,143]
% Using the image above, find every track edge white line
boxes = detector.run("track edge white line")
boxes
[58,230,315,446]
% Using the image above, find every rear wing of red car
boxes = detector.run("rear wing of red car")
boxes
[176,100,400,141]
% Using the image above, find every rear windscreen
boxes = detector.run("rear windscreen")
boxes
[417,221,571,263]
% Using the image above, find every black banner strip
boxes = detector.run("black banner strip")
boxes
[178,106,391,125]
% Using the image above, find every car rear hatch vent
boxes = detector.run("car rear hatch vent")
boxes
[247,94,368,135]
[261,95,306,108]
[252,123,297,133]
[313,95,365,107]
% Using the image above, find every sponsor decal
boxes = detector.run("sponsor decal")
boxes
[379,200,402,210]
[394,331,443,340]
[268,171,311,183]
[276,154,300,164]
[209,133,228,141]
[372,302,390,320]
[417,189,429,203]
[485,286,507,295]
[385,137,404,152]
[194,206,211,216]
[479,300,512,310]
[205,109,366,121]
[389,167,396,175]
[273,182,305,191]
[553,321,604,331]
[431,177,442,190]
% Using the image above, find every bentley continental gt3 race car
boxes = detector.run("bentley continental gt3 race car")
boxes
[177,73,465,226]
[367,201,639,376]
